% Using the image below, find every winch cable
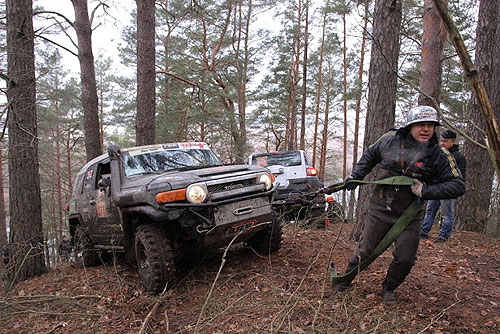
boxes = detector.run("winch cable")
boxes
[319,176,422,285]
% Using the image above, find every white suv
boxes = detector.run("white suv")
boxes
[248,150,325,223]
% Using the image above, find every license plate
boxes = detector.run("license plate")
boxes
[226,220,256,235]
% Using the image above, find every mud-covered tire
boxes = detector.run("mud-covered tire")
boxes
[74,226,100,268]
[134,224,175,293]
[247,217,283,255]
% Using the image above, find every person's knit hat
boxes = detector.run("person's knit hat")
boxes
[441,129,457,139]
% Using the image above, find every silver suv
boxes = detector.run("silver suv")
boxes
[248,150,325,223]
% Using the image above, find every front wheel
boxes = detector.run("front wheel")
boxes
[247,217,283,255]
[135,224,175,293]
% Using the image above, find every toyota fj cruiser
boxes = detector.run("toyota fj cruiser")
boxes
[67,142,281,293]
[248,150,326,224]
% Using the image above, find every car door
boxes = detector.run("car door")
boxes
[92,160,123,245]
[81,160,122,245]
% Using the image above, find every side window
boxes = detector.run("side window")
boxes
[303,153,309,166]
[73,174,84,195]
[96,161,111,189]
[82,165,97,192]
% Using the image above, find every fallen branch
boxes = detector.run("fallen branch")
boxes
[417,291,461,334]
[193,222,268,334]
[138,284,171,334]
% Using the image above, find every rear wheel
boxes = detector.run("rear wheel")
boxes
[247,217,283,255]
[135,224,175,293]
[74,226,100,267]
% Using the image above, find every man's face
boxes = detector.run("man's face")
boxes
[440,137,455,149]
[410,122,435,143]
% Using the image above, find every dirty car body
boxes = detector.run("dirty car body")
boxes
[68,142,281,293]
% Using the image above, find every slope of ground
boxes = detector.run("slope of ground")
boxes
[1,223,499,334]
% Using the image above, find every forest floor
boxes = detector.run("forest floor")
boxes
[0,221,499,334]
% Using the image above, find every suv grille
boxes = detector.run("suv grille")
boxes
[208,178,256,194]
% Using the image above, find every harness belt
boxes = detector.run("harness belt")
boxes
[327,176,421,285]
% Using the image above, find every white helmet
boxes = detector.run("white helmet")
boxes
[406,106,440,127]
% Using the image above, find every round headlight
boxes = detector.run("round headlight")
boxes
[186,184,207,203]
[257,173,273,190]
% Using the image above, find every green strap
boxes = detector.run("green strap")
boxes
[330,199,422,285]
[324,175,416,194]
[348,175,415,187]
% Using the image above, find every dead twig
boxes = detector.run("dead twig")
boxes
[417,291,462,334]
[42,321,67,334]
[138,284,171,334]
[193,223,268,334]
[271,250,321,333]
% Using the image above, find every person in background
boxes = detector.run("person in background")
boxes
[58,234,72,262]
[1,244,8,265]
[420,129,466,243]
[332,106,464,305]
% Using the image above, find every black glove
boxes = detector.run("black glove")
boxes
[344,176,358,191]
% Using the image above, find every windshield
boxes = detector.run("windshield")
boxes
[251,151,302,167]
[122,148,221,177]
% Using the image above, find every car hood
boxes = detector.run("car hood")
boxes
[122,164,267,191]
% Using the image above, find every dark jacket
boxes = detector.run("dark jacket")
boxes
[351,128,465,200]
[58,240,72,254]
[448,144,466,180]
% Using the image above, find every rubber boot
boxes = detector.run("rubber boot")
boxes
[381,287,396,305]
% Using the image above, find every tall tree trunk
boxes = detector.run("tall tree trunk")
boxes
[287,0,302,150]
[342,10,348,211]
[299,0,309,150]
[71,0,102,161]
[418,0,447,106]
[347,2,368,221]
[136,0,156,146]
[312,11,326,167]
[233,0,252,162]
[353,0,402,240]
[55,101,64,235]
[6,0,47,283]
[66,110,75,197]
[319,73,332,181]
[456,0,499,232]
[0,142,7,248]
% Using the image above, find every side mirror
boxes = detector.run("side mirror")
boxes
[108,144,121,161]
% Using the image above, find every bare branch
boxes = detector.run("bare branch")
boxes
[33,10,74,28]
[89,2,109,26]
[34,33,78,57]
[157,70,199,88]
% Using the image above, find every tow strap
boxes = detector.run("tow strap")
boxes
[326,176,422,285]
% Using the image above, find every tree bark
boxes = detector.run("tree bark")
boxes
[312,12,326,167]
[455,0,500,232]
[0,142,7,248]
[418,0,447,106]
[319,73,332,181]
[299,0,309,150]
[6,0,47,283]
[353,0,402,240]
[286,0,302,151]
[136,0,156,146]
[71,0,102,161]
[342,10,348,211]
